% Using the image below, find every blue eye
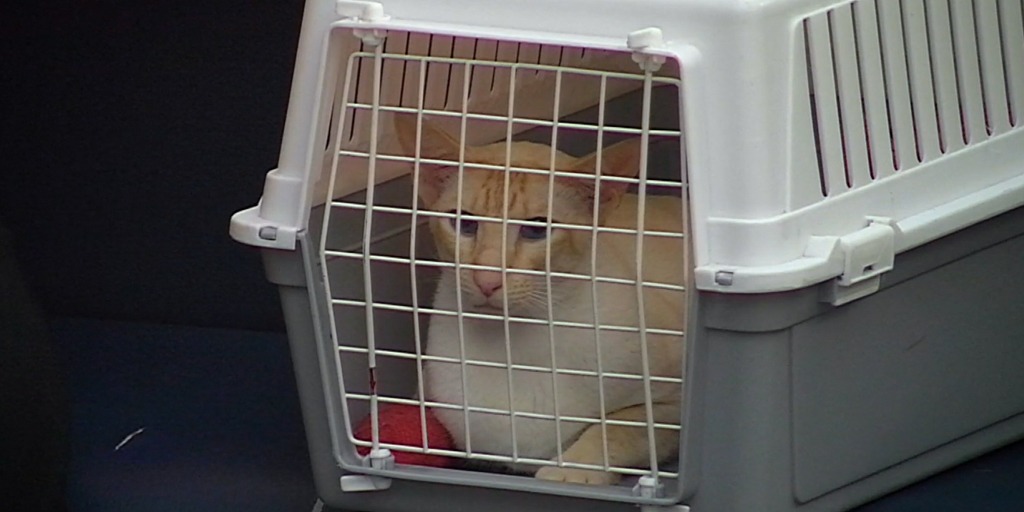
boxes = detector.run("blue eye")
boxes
[448,210,478,236]
[519,217,551,240]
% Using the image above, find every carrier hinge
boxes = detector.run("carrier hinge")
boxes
[339,448,394,492]
[632,475,689,512]
[823,217,899,306]
[337,1,389,45]
[628,28,667,72]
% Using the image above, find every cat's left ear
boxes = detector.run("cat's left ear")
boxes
[393,114,462,207]
[393,113,461,160]
[564,137,643,211]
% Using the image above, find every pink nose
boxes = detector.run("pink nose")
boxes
[473,270,503,297]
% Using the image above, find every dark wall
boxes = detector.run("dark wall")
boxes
[2,1,305,331]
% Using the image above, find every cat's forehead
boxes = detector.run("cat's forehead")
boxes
[456,170,555,218]
[442,141,585,218]
[475,140,578,169]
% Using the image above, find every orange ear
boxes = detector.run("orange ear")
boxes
[561,137,643,211]
[393,114,461,207]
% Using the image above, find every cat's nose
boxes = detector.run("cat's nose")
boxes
[473,270,503,297]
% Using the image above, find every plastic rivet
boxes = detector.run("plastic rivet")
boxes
[258,226,278,241]
[715,271,734,286]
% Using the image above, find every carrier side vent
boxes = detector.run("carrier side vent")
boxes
[803,0,1024,198]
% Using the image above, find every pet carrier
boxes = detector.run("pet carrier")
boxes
[231,0,1024,511]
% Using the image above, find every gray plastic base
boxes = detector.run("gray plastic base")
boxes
[265,205,1024,512]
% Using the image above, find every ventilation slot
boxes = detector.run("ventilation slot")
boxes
[802,0,1024,197]
[315,31,678,206]
[1001,0,1024,127]
[342,37,608,145]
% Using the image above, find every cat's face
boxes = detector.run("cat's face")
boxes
[394,115,641,315]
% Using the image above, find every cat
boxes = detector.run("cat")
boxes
[393,114,687,486]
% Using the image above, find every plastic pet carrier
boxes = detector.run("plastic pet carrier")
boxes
[231,0,1024,510]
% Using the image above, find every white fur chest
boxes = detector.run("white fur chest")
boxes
[423,277,652,468]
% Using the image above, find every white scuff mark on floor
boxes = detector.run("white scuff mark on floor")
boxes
[114,427,146,451]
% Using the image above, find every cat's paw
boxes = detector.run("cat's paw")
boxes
[535,466,621,486]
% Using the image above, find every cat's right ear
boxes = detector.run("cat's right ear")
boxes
[565,137,643,211]
[393,114,461,206]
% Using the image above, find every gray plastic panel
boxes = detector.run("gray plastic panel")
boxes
[683,207,1024,512]
[686,328,796,512]
[791,231,1024,502]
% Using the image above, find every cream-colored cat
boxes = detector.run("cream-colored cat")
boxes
[394,115,686,485]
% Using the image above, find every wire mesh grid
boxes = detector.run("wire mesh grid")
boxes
[315,32,689,486]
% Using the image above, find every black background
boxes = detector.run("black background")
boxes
[2,1,306,332]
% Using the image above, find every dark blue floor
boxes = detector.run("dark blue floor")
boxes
[856,441,1024,512]
[52,318,316,512]
[52,317,1024,512]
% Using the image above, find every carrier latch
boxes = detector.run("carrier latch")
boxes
[824,217,898,306]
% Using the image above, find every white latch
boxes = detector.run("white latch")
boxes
[825,217,898,306]
[837,217,896,286]
[340,448,395,492]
